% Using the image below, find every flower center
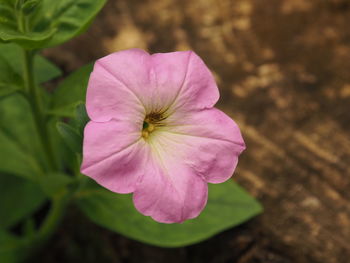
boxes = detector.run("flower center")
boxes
[142,111,166,139]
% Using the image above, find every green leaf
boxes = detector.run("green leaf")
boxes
[0,43,61,84]
[76,179,263,247]
[47,117,77,177]
[38,172,73,198]
[42,0,107,48]
[56,122,82,154]
[0,132,40,180]
[75,103,89,135]
[0,174,46,229]
[0,0,107,49]
[21,0,40,15]
[0,2,19,40]
[34,56,61,84]
[0,230,22,263]
[51,63,93,117]
[0,55,21,97]
[51,104,89,173]
[0,94,45,179]
[0,27,55,50]
[0,86,21,99]
[0,44,61,178]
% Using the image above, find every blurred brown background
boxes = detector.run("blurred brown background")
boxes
[43,0,350,262]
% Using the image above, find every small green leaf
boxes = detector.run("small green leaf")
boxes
[75,103,90,135]
[56,122,82,154]
[0,174,46,229]
[44,0,107,48]
[0,45,59,178]
[0,133,40,180]
[0,2,18,38]
[0,53,21,95]
[34,56,61,84]
[0,86,21,99]
[0,28,55,50]
[51,63,93,117]
[38,172,73,198]
[0,230,22,263]
[0,95,45,179]
[0,0,107,49]
[0,43,61,84]
[76,179,263,247]
[21,0,40,15]
[47,117,77,178]
[0,0,15,7]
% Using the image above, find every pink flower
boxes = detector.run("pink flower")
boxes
[81,49,245,223]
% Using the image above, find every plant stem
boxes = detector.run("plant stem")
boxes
[22,194,70,260]
[18,4,69,260]
[36,194,69,243]
[21,48,69,260]
[22,48,57,170]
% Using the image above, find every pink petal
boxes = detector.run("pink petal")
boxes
[86,49,220,122]
[160,108,246,184]
[83,49,245,223]
[86,49,152,122]
[150,51,219,112]
[81,120,146,193]
[133,140,208,223]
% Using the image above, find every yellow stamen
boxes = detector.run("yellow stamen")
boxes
[147,123,155,132]
[141,110,169,140]
[142,130,149,138]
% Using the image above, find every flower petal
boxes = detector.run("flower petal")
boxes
[81,120,146,193]
[83,49,244,224]
[87,50,219,121]
[159,108,245,183]
[150,51,219,112]
[86,49,152,122]
[133,140,208,223]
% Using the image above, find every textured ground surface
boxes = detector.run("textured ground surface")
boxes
[43,0,350,262]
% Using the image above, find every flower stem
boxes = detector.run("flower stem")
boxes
[17,5,68,260]
[20,48,68,259]
[36,194,69,243]
[22,48,57,170]
[22,194,70,261]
